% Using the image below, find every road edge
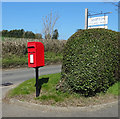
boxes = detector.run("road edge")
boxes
[8,98,118,112]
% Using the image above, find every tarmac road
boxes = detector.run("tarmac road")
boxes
[1,65,119,117]
[2,65,62,85]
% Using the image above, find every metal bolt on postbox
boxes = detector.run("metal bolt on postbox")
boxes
[27,42,45,97]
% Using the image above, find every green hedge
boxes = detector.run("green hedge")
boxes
[58,29,119,96]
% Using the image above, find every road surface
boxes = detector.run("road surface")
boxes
[1,65,119,117]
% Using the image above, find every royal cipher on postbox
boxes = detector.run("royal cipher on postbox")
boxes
[27,42,45,68]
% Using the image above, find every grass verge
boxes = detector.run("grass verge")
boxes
[107,81,120,96]
[7,73,119,107]
[2,52,63,68]
[2,54,28,68]
[8,73,70,102]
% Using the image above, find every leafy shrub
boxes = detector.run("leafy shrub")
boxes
[57,29,119,96]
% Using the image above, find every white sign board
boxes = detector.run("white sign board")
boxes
[88,26,108,29]
[88,16,108,26]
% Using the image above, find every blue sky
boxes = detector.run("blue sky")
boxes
[2,2,118,40]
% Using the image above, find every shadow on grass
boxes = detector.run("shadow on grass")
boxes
[35,77,49,97]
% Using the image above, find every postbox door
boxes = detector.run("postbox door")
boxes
[27,42,45,67]
[27,42,37,67]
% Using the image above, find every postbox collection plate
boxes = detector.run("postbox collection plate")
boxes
[30,54,34,63]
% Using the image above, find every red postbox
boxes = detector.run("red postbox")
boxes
[27,42,45,68]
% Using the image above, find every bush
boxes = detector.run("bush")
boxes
[57,29,119,97]
[2,38,66,57]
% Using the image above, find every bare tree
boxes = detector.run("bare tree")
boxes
[42,10,59,40]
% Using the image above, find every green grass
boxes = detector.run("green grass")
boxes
[8,73,120,103]
[107,81,120,96]
[2,52,63,68]
[8,76,35,96]
[45,52,63,63]
[8,73,71,102]
[2,54,28,68]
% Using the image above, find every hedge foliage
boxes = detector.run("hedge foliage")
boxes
[58,29,119,96]
[2,37,66,57]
